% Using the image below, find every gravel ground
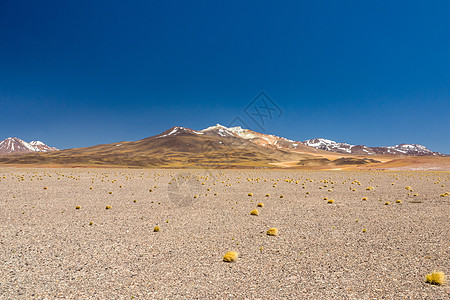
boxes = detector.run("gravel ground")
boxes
[0,168,449,299]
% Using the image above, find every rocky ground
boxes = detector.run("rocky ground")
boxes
[0,168,448,299]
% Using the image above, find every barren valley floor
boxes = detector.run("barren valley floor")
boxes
[0,168,449,298]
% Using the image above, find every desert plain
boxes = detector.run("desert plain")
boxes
[0,168,448,299]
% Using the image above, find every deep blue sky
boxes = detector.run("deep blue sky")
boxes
[1,1,449,153]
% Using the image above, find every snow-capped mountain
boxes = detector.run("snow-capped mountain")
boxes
[0,126,443,158]
[303,138,357,153]
[201,124,312,152]
[372,144,442,156]
[200,125,444,156]
[154,126,204,138]
[303,138,443,156]
[0,137,58,155]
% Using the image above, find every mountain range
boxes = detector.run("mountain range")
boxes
[0,125,446,169]
[303,138,443,156]
[203,125,444,156]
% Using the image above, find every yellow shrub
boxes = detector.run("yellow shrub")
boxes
[223,251,238,262]
[153,226,160,232]
[425,271,446,285]
[257,203,264,207]
[266,227,278,236]
[250,209,259,216]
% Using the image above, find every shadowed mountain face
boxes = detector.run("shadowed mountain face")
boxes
[0,127,311,168]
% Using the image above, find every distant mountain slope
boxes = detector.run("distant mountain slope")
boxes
[303,138,444,156]
[0,137,58,155]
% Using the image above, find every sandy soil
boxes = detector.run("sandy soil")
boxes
[0,168,449,299]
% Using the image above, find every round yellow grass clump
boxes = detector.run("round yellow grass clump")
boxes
[327,199,334,204]
[257,203,264,207]
[265,194,270,197]
[43,187,48,190]
[362,197,368,201]
[105,205,111,209]
[440,192,449,197]
[153,226,160,232]
[384,202,390,205]
[396,200,402,203]
[248,193,253,197]
[366,187,374,191]
[266,227,278,236]
[250,209,259,216]
[425,271,446,285]
[280,195,284,198]
[223,251,238,262]
[75,206,81,209]
[323,197,328,200]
